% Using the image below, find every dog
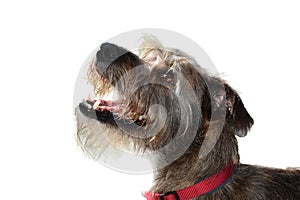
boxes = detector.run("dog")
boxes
[75,38,300,199]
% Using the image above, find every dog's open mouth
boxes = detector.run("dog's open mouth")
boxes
[78,82,148,128]
[79,99,119,122]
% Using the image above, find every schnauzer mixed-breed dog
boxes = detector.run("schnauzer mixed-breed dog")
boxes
[75,38,300,199]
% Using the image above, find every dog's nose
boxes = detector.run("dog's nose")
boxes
[97,43,127,64]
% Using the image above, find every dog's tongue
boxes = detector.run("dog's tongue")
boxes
[91,99,124,113]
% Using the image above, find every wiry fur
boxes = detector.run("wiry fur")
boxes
[75,38,300,199]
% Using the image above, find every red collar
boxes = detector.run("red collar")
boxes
[144,162,234,200]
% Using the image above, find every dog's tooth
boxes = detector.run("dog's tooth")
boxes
[139,115,147,120]
[139,115,144,120]
[149,135,156,143]
[93,100,101,109]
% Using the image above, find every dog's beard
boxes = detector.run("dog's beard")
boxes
[75,106,125,160]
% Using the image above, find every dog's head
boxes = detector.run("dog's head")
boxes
[75,39,253,162]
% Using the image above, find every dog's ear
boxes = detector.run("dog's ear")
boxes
[211,80,254,137]
[224,83,253,137]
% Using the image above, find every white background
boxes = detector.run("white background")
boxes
[0,1,299,199]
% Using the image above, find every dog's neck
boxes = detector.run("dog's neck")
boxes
[150,126,239,193]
